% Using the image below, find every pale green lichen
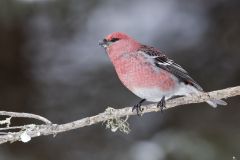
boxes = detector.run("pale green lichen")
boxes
[104,107,131,134]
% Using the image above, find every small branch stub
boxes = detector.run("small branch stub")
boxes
[0,117,12,127]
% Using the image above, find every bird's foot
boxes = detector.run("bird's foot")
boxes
[157,96,166,112]
[132,99,146,116]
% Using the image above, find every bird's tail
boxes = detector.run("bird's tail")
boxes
[206,99,227,108]
[190,86,227,108]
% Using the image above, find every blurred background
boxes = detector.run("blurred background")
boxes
[0,0,240,159]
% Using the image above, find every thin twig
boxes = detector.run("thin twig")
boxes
[0,111,52,124]
[0,126,24,131]
[0,86,239,144]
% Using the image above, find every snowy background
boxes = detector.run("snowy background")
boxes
[0,0,240,159]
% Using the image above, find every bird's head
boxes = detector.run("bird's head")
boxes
[99,32,140,61]
[99,32,131,48]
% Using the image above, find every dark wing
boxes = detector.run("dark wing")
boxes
[139,45,203,91]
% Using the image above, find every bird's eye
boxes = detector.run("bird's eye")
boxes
[110,38,120,42]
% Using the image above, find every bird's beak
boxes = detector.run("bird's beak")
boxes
[99,39,109,48]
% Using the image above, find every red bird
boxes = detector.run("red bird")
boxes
[99,32,226,114]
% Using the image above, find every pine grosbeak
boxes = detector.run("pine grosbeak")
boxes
[99,32,227,114]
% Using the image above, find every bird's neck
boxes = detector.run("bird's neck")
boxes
[107,40,140,62]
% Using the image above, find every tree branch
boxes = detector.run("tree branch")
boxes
[0,86,239,144]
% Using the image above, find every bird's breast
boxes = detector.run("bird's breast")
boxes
[112,53,176,92]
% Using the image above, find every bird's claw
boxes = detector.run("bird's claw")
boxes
[132,104,143,116]
[157,96,166,112]
[132,99,146,116]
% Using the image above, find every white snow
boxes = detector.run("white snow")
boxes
[20,131,31,143]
